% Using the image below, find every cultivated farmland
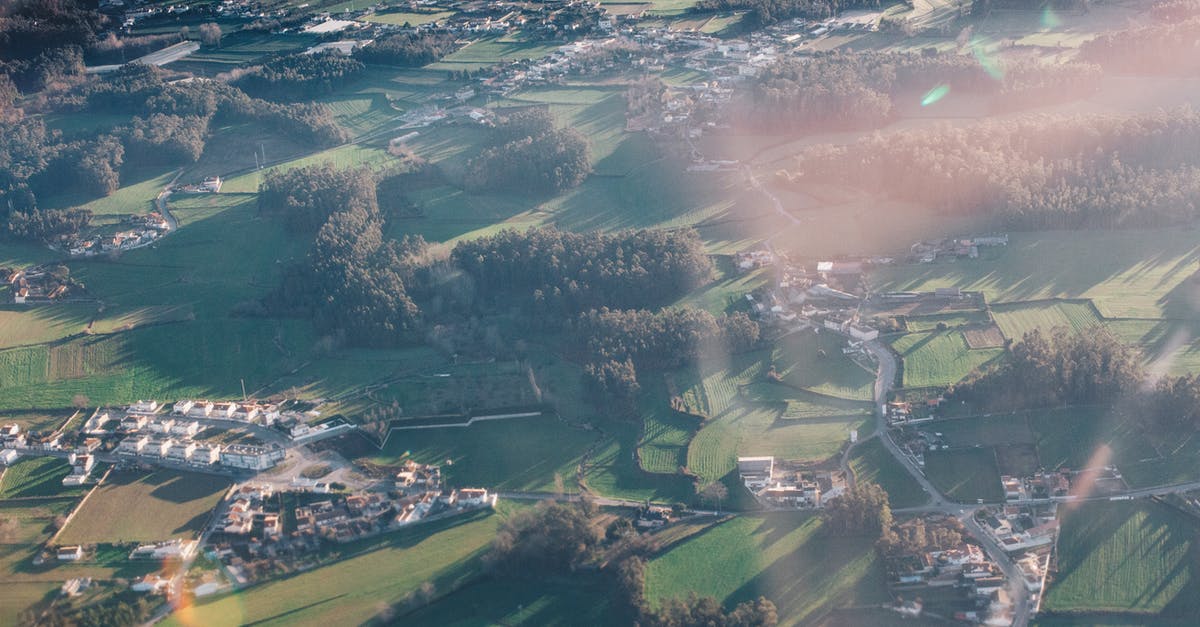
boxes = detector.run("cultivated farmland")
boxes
[890,330,1005,389]
[923,448,1004,503]
[991,300,1103,341]
[1043,501,1200,617]
[848,438,928,509]
[0,458,84,500]
[56,470,229,545]
[645,514,890,626]
[370,415,600,493]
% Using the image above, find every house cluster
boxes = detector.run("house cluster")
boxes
[910,234,1009,264]
[219,483,281,537]
[61,452,97,486]
[885,399,943,427]
[176,176,222,194]
[102,400,286,471]
[3,265,79,304]
[977,504,1059,554]
[1000,471,1072,502]
[887,539,1016,625]
[129,538,198,561]
[736,456,847,508]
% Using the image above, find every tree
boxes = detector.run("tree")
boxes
[199,23,222,48]
[822,481,892,537]
[699,482,728,512]
[486,501,601,575]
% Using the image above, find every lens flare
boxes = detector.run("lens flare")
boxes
[1041,6,1062,29]
[970,37,1005,80]
[921,84,950,106]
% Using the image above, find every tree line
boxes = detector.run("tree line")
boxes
[1,64,351,242]
[260,164,427,347]
[354,31,461,67]
[450,225,713,316]
[573,307,760,415]
[743,52,1100,132]
[1079,16,1200,76]
[947,325,1200,433]
[485,500,779,626]
[464,108,592,195]
[694,0,884,27]
[234,51,366,102]
[783,108,1200,229]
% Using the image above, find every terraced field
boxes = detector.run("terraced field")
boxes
[991,300,1103,341]
[890,330,1005,389]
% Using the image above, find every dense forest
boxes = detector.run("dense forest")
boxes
[451,227,713,315]
[354,31,461,67]
[261,164,426,347]
[948,327,1144,410]
[464,108,591,195]
[694,0,883,26]
[745,52,1100,132]
[234,51,366,101]
[784,108,1200,228]
[1080,16,1200,75]
[0,63,351,241]
[947,326,1200,431]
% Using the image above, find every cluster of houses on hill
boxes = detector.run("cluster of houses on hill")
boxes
[3,265,81,304]
[208,468,494,587]
[736,456,848,509]
[87,400,287,471]
[910,234,1010,264]
[64,212,172,258]
[888,539,1018,625]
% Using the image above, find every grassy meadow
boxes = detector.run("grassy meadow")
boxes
[56,470,229,545]
[645,514,890,626]
[847,438,928,509]
[1043,501,1200,617]
[890,330,1005,389]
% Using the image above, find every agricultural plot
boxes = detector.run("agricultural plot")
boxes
[0,411,72,433]
[0,583,57,626]
[0,306,96,350]
[37,167,175,221]
[56,470,229,545]
[890,330,1005,389]
[676,257,770,316]
[639,398,696,475]
[903,310,991,331]
[991,300,1103,341]
[923,448,1003,503]
[871,229,1200,319]
[360,10,456,25]
[582,420,697,504]
[775,331,876,401]
[405,575,620,625]
[962,325,1005,349]
[686,403,872,484]
[167,507,504,627]
[428,36,558,71]
[1043,501,1200,617]
[645,514,890,626]
[0,498,79,576]
[0,458,85,499]
[1107,318,1200,378]
[848,438,928,508]
[371,415,600,493]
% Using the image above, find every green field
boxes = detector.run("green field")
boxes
[167,507,504,627]
[775,332,876,401]
[371,415,600,493]
[0,458,84,500]
[923,448,1003,503]
[890,330,1005,389]
[1043,501,1200,617]
[0,582,56,626]
[871,230,1200,320]
[848,438,928,509]
[428,36,559,71]
[582,420,697,504]
[360,10,456,25]
[645,514,890,625]
[991,300,1103,341]
[403,575,622,626]
[903,310,991,331]
[56,470,228,545]
[0,410,73,433]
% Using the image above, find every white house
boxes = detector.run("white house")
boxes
[149,418,175,434]
[57,546,84,561]
[170,421,200,437]
[173,400,195,415]
[166,441,197,462]
[129,400,158,414]
[117,435,149,455]
[190,445,221,466]
[211,402,238,419]
[458,488,491,507]
[187,401,214,418]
